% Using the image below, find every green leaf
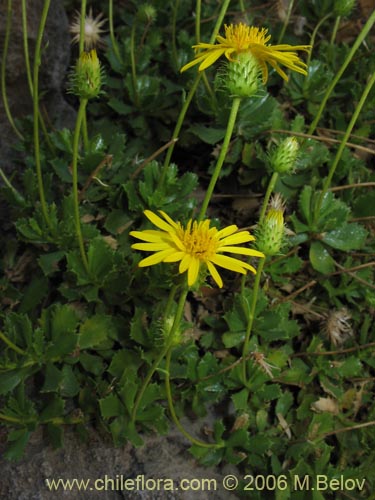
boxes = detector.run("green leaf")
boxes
[87,238,116,283]
[79,315,115,349]
[0,370,24,395]
[299,185,313,225]
[18,275,48,313]
[79,352,104,375]
[189,124,226,144]
[38,251,65,276]
[39,396,65,422]
[99,393,124,418]
[336,356,362,377]
[51,304,79,339]
[309,241,335,274]
[276,391,294,416]
[231,388,249,411]
[41,363,63,393]
[322,223,367,251]
[3,429,31,461]
[60,365,80,397]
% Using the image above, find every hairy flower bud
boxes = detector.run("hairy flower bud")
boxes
[269,136,299,174]
[334,0,356,17]
[137,4,157,23]
[223,52,262,98]
[69,49,102,99]
[256,208,285,256]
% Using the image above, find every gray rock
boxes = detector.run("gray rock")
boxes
[0,0,75,174]
[0,423,240,499]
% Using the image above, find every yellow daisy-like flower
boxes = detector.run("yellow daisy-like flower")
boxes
[130,210,264,288]
[181,23,311,82]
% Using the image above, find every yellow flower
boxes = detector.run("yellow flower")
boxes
[70,8,107,50]
[130,210,264,288]
[181,23,311,83]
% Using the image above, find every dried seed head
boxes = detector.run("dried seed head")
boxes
[324,308,353,347]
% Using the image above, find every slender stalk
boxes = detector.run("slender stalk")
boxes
[305,13,332,69]
[307,9,375,137]
[108,0,122,64]
[21,0,33,95]
[195,0,201,43]
[1,0,24,140]
[79,0,87,53]
[158,75,201,187]
[277,0,294,44]
[72,99,89,272]
[198,97,241,221]
[330,16,341,46]
[241,256,265,385]
[131,287,188,422]
[33,0,52,229]
[159,0,231,180]
[165,348,223,448]
[130,20,140,107]
[171,0,180,71]
[258,172,279,225]
[21,0,54,154]
[314,70,375,221]
[0,331,27,356]
[0,168,25,206]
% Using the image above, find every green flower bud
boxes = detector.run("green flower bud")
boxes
[137,4,157,23]
[334,0,356,17]
[70,49,102,99]
[256,208,284,256]
[224,52,262,98]
[269,136,299,174]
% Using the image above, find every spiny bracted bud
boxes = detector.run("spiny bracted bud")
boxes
[268,136,299,174]
[256,207,285,256]
[222,52,262,98]
[69,49,103,100]
[334,0,356,17]
[137,4,157,23]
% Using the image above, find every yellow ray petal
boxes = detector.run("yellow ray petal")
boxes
[207,261,223,288]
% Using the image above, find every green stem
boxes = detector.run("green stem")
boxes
[1,0,24,140]
[305,13,332,70]
[195,0,201,43]
[307,9,375,137]
[21,0,54,155]
[79,0,87,53]
[159,75,202,188]
[171,0,180,71]
[21,0,33,95]
[0,412,84,425]
[330,16,340,46]
[0,331,27,356]
[165,347,223,448]
[258,172,279,225]
[130,20,140,107]
[131,287,188,422]
[159,0,231,181]
[198,97,241,221]
[108,0,122,64]
[33,0,52,229]
[72,99,89,272]
[314,69,375,221]
[82,110,89,151]
[277,0,294,44]
[241,256,265,385]
[0,168,26,205]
